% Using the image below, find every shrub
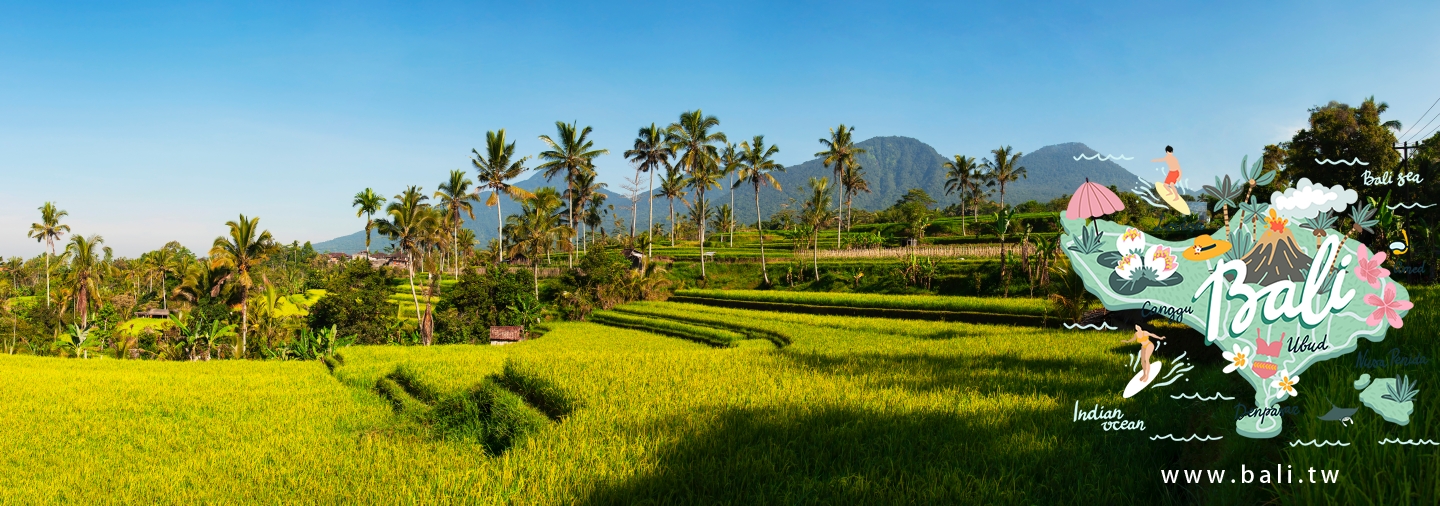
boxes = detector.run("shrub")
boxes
[308,259,398,344]
[434,269,540,344]
[431,380,549,455]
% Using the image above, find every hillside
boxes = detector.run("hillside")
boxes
[314,138,1143,252]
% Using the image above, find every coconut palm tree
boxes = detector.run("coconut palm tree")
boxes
[374,187,435,323]
[816,125,866,248]
[471,129,534,262]
[942,155,980,235]
[667,110,727,277]
[352,189,386,257]
[27,202,70,307]
[801,177,836,281]
[687,159,724,278]
[568,170,607,252]
[719,142,743,246]
[537,121,609,267]
[841,164,870,234]
[507,187,567,297]
[983,146,1026,208]
[436,169,478,277]
[65,234,105,325]
[624,124,672,258]
[735,135,784,285]
[143,241,185,310]
[658,167,688,246]
[209,215,277,358]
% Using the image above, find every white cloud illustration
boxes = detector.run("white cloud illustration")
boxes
[1270,178,1357,220]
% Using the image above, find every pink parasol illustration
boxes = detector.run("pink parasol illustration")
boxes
[1066,178,1125,220]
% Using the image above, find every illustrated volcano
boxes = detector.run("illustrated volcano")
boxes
[1241,210,1312,286]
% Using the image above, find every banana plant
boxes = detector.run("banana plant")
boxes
[52,324,100,358]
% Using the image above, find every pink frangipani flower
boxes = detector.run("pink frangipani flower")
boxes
[1354,245,1390,289]
[1364,283,1413,328]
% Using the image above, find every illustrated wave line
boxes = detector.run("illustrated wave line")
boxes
[1063,322,1117,330]
[1074,153,1134,161]
[1169,392,1236,401]
[1315,158,1369,166]
[1290,439,1350,447]
[1388,202,1435,210]
[1378,438,1440,446]
[1150,434,1223,442]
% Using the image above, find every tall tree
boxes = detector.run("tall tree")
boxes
[942,155,980,235]
[27,202,70,306]
[736,136,785,285]
[471,129,534,262]
[801,177,836,281]
[143,241,185,310]
[624,124,672,259]
[352,189,386,257]
[435,169,478,277]
[816,125,866,248]
[658,167,688,247]
[569,170,607,251]
[208,215,276,357]
[506,187,567,297]
[667,110,726,278]
[374,187,435,323]
[841,164,870,233]
[1281,97,1403,193]
[537,121,609,267]
[65,234,105,325]
[982,146,1026,207]
[719,142,743,246]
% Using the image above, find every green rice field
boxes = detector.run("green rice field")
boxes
[1,294,1435,504]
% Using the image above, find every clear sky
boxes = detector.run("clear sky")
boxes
[2,1,1438,256]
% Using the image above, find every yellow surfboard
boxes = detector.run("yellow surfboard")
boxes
[1155,182,1191,215]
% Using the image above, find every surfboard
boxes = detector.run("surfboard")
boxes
[1154,182,1191,215]
[1123,362,1165,398]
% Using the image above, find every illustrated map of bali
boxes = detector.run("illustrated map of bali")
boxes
[1061,163,1416,439]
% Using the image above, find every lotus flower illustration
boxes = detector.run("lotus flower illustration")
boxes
[1144,245,1180,280]
[1117,227,1145,255]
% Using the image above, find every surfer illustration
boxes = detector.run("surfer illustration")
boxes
[1124,325,1167,381]
[1151,146,1182,197]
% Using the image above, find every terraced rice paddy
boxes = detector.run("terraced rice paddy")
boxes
[2,294,1436,503]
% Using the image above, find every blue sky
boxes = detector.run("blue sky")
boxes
[2,1,1437,256]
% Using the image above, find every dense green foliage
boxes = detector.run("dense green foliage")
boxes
[307,259,399,344]
[434,269,540,343]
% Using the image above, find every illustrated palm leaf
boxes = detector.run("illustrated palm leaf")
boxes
[1202,175,1242,210]
[1348,203,1378,236]
[1382,375,1419,403]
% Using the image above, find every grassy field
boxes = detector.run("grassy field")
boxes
[2,293,1435,503]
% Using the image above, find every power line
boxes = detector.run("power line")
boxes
[1404,107,1440,143]
[1399,96,1440,141]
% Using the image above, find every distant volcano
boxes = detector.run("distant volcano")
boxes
[1241,210,1311,286]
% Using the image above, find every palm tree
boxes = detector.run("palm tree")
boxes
[667,110,727,278]
[801,177,836,281]
[942,155,980,235]
[208,215,276,358]
[537,121,609,267]
[65,234,105,325]
[989,207,1016,297]
[352,189,386,257]
[658,167,687,247]
[624,124,672,259]
[687,160,724,278]
[569,170,607,252]
[507,187,567,297]
[735,135,784,285]
[841,164,870,234]
[436,169,478,277]
[143,241,185,310]
[471,129,534,262]
[374,187,436,323]
[27,202,70,306]
[982,146,1026,207]
[719,142,743,246]
[816,125,866,248]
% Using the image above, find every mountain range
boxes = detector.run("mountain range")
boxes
[313,137,1143,253]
